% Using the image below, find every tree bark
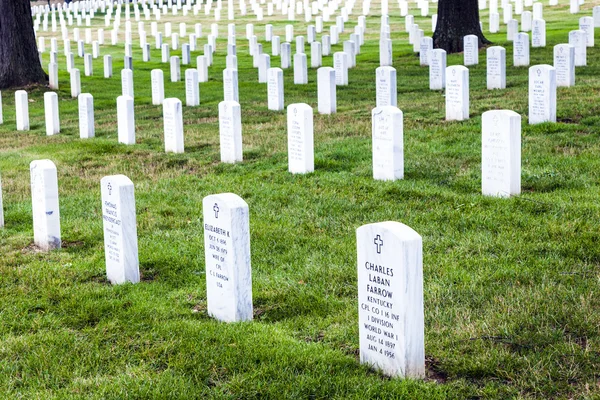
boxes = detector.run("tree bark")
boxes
[433,0,491,54]
[0,0,48,89]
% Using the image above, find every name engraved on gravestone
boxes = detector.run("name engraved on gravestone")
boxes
[203,193,252,323]
[101,175,140,284]
[357,221,424,378]
[482,110,521,197]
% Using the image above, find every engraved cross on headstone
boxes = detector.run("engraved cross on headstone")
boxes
[374,234,383,254]
[213,203,220,218]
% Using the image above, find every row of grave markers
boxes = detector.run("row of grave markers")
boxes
[7,158,425,379]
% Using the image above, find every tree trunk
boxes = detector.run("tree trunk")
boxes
[433,0,491,54]
[0,0,48,89]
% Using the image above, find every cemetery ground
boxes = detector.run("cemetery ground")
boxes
[1,2,600,398]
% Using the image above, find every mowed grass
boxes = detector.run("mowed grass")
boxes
[0,1,600,398]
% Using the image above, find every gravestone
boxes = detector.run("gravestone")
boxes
[463,35,479,66]
[317,67,336,115]
[218,101,243,163]
[117,95,136,144]
[311,42,322,68]
[258,54,270,83]
[44,92,60,136]
[507,19,518,41]
[419,37,433,66]
[482,110,521,197]
[30,159,61,250]
[267,68,284,111]
[202,193,253,322]
[281,42,291,69]
[528,65,556,124]
[197,55,209,82]
[151,69,165,105]
[487,46,506,89]
[78,93,94,138]
[532,19,546,47]
[334,52,349,85]
[70,68,81,98]
[513,32,530,66]
[223,68,239,102]
[49,63,59,89]
[185,69,200,106]
[104,55,113,78]
[429,49,446,90]
[372,106,403,181]
[121,68,134,97]
[579,17,594,47]
[356,221,424,378]
[163,98,184,153]
[287,103,314,174]
[379,39,392,67]
[569,30,587,67]
[553,44,575,87]
[101,174,140,284]
[170,56,181,82]
[445,66,469,121]
[294,53,308,84]
[375,67,397,107]
[15,90,30,131]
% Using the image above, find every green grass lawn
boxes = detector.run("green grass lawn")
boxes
[0,1,600,398]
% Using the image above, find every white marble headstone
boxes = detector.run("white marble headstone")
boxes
[372,106,403,181]
[267,68,284,111]
[223,68,239,102]
[317,67,336,115]
[553,44,575,87]
[163,98,185,153]
[482,110,521,197]
[528,65,556,124]
[78,93,94,139]
[218,100,243,163]
[429,49,446,90]
[463,34,479,66]
[101,174,140,284]
[487,46,506,90]
[375,67,397,108]
[287,103,314,174]
[44,92,60,136]
[357,221,424,379]
[203,193,253,322]
[445,66,469,121]
[30,159,61,250]
[151,69,165,105]
[117,95,136,144]
[15,90,30,131]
